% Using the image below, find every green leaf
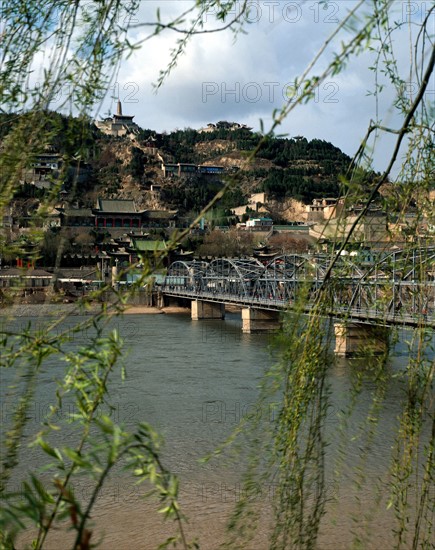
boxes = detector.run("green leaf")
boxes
[37,438,60,459]
[62,448,90,468]
[31,475,54,504]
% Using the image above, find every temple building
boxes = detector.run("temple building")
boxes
[91,199,178,230]
[95,100,141,137]
[20,146,63,189]
[93,199,145,229]
[57,199,178,232]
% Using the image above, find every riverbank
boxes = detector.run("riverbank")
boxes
[123,304,241,314]
[0,303,191,318]
[123,305,190,315]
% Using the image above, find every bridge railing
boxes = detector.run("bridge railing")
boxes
[163,251,435,327]
[162,286,435,328]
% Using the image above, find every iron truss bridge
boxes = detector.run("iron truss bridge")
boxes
[162,248,435,328]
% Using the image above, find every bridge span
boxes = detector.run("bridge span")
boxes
[161,249,435,354]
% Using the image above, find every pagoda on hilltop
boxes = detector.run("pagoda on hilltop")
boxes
[95,99,140,137]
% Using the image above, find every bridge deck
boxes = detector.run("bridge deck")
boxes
[163,251,435,329]
[163,289,435,328]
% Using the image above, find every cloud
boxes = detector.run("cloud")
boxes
[92,1,426,176]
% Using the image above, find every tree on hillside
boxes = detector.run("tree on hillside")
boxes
[0,1,433,549]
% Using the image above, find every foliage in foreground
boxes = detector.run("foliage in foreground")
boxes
[0,0,434,548]
[0,315,194,549]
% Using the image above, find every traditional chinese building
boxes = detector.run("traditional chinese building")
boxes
[161,162,225,178]
[94,100,141,137]
[58,200,178,231]
[21,146,63,189]
[92,199,145,229]
[0,268,53,289]
[59,207,94,227]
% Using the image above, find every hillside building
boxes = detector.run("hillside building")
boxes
[95,100,141,137]
[21,146,63,189]
[306,198,344,222]
[198,121,252,133]
[161,162,225,178]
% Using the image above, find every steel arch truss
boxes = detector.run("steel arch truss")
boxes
[251,254,365,304]
[163,248,435,324]
[352,247,434,317]
[165,260,208,291]
[203,258,265,296]
[325,247,435,318]
[253,255,319,303]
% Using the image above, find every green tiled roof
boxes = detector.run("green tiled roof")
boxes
[133,240,167,252]
[273,225,309,231]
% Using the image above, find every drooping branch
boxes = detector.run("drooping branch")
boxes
[319,42,435,287]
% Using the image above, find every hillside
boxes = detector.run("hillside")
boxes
[156,127,352,205]
[0,113,356,217]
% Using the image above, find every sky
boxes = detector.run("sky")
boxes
[51,1,434,176]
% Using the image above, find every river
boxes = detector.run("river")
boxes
[1,308,434,549]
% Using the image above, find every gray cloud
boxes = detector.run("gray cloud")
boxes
[94,1,428,176]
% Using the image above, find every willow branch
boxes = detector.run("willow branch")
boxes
[320,43,435,288]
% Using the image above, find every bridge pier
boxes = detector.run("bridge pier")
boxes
[334,322,390,356]
[156,291,165,309]
[242,308,280,333]
[191,300,225,320]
